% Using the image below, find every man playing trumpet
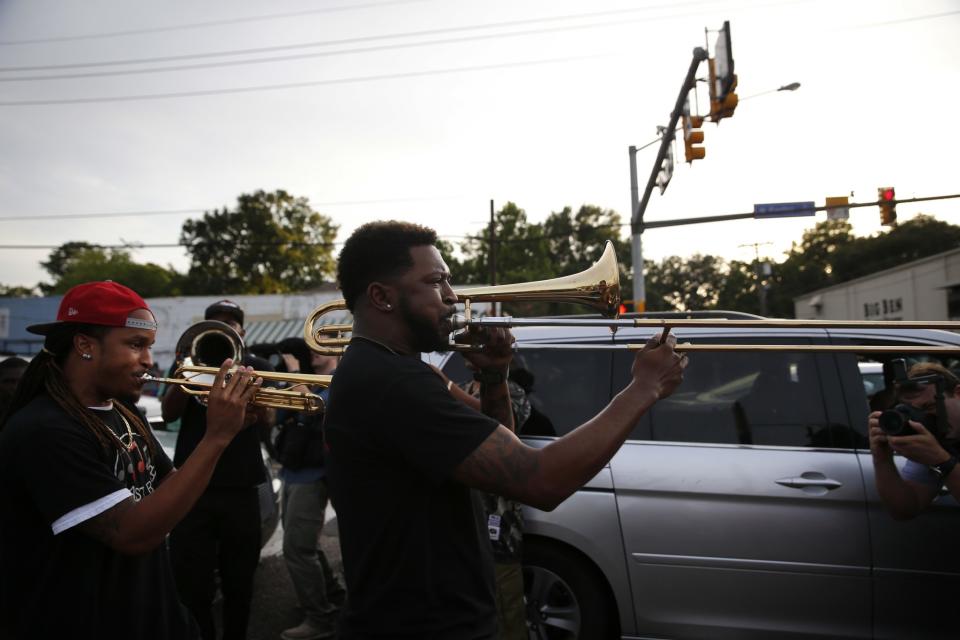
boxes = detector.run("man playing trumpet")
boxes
[0,281,262,640]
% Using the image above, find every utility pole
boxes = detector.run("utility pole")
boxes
[740,241,772,316]
[489,199,498,316]
[488,199,497,286]
[630,47,708,312]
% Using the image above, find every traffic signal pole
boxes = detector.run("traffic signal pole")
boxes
[630,47,708,312]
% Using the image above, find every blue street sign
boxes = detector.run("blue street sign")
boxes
[753,201,816,218]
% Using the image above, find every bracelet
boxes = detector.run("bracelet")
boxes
[446,379,454,391]
[473,369,507,385]
[929,455,958,481]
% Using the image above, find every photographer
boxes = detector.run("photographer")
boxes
[869,362,960,520]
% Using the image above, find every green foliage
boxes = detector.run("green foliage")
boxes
[0,284,37,297]
[643,254,728,312]
[644,215,960,318]
[180,189,338,295]
[41,241,97,282]
[454,202,630,316]
[832,214,960,281]
[435,238,463,279]
[40,245,181,297]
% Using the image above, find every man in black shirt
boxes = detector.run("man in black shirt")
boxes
[164,299,274,640]
[0,281,261,640]
[325,222,687,638]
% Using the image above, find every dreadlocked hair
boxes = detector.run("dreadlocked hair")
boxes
[0,324,157,458]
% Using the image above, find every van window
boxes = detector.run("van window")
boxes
[613,344,844,447]
[441,349,612,437]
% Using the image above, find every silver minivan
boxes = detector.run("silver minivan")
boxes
[434,315,959,639]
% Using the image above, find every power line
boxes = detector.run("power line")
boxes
[0,0,729,75]
[3,193,957,251]
[849,9,960,29]
[0,196,465,222]
[0,53,611,107]
[0,0,429,46]
[0,12,722,84]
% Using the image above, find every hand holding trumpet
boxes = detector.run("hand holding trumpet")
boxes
[203,359,263,449]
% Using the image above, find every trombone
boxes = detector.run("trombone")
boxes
[145,320,330,412]
[303,241,621,355]
[303,240,960,355]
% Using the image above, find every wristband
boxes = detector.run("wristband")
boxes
[473,369,507,385]
[929,455,958,482]
[446,379,453,391]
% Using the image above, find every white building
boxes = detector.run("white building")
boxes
[793,247,960,321]
[0,287,348,369]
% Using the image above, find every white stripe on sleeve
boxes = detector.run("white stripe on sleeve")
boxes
[51,488,133,535]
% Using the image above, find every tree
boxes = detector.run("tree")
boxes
[716,260,761,314]
[764,215,960,317]
[41,244,182,297]
[457,202,553,286]
[832,214,960,281]
[763,219,855,317]
[180,190,338,295]
[454,202,632,316]
[39,241,98,294]
[643,254,727,312]
[0,284,37,297]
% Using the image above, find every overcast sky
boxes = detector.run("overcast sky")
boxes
[1,0,957,291]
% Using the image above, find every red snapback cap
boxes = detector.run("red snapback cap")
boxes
[27,281,157,335]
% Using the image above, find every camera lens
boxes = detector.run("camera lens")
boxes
[878,410,908,436]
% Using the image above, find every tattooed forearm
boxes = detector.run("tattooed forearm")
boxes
[479,383,514,431]
[77,497,135,548]
[455,427,539,500]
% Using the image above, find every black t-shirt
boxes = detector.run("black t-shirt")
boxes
[324,338,500,639]
[0,394,199,640]
[172,354,271,487]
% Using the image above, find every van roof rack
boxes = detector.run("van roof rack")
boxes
[626,310,766,320]
[526,310,766,320]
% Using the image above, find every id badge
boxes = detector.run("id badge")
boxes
[487,514,501,541]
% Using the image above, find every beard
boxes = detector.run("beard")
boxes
[399,296,451,353]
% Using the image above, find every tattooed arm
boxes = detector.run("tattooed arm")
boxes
[452,337,686,511]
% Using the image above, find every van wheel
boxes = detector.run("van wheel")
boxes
[522,543,616,640]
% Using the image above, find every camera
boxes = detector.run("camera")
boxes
[878,403,936,437]
[876,358,948,439]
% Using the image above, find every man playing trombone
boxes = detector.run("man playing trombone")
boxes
[324,221,687,639]
[163,300,275,640]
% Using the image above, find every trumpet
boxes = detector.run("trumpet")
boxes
[146,320,331,412]
[144,366,330,412]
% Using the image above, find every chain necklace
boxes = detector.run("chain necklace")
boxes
[353,334,402,355]
[115,411,137,452]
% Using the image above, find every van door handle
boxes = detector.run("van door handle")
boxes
[776,472,843,491]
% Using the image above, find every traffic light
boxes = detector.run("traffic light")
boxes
[710,87,738,121]
[878,187,897,226]
[708,57,738,122]
[683,113,705,163]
